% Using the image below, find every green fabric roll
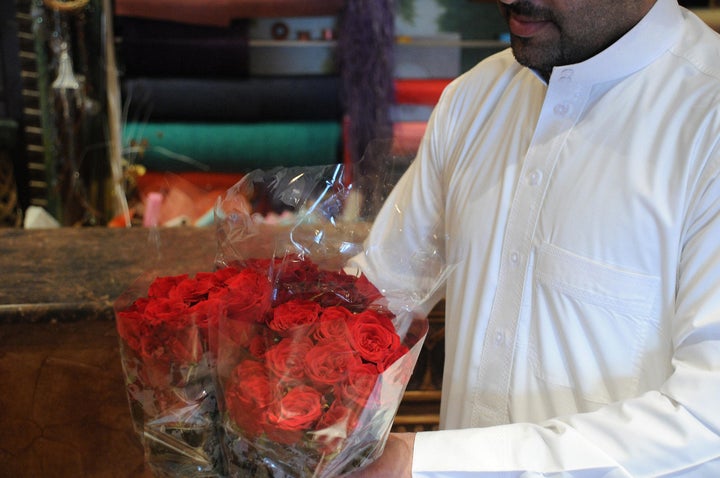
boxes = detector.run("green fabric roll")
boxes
[123,121,342,172]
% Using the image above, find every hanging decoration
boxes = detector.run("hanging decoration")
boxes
[34,0,117,225]
[338,0,396,176]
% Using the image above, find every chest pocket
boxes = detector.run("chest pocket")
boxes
[528,242,661,404]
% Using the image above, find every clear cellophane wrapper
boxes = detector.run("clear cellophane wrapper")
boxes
[212,163,446,477]
[113,157,450,477]
[114,269,227,477]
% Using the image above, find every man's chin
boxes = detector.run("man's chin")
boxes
[511,40,556,74]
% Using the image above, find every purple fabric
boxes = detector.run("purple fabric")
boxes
[337,0,395,172]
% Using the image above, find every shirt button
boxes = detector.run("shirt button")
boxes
[494,330,506,346]
[528,169,543,186]
[510,251,520,263]
[553,103,569,116]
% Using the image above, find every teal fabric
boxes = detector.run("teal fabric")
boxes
[123,121,342,172]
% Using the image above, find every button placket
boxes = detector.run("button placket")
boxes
[472,173,543,425]
[471,74,589,427]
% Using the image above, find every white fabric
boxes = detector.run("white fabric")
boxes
[355,0,720,475]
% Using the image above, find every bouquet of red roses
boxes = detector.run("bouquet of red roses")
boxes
[114,161,450,477]
[211,164,442,477]
[213,254,427,477]
[114,269,229,477]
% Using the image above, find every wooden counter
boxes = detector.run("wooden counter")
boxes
[0,227,442,477]
[0,227,216,477]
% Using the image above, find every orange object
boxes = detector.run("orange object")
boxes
[394,79,453,106]
[392,121,427,157]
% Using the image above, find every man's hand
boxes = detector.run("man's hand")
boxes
[348,432,416,477]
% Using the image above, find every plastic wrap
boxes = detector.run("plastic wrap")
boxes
[114,271,226,476]
[114,160,451,477]
[212,164,443,477]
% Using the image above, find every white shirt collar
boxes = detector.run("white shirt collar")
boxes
[544,0,683,85]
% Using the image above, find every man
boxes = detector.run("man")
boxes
[350,0,720,475]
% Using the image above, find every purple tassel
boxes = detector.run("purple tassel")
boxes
[338,0,396,174]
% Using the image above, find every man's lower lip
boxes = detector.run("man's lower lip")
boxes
[508,16,550,37]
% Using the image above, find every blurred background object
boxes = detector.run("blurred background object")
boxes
[2,0,124,227]
[0,119,22,227]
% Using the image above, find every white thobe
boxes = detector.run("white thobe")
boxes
[356,0,720,475]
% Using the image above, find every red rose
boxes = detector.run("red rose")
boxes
[138,317,201,366]
[142,297,190,327]
[188,297,224,338]
[377,342,410,373]
[315,269,358,307]
[133,298,205,369]
[164,326,203,365]
[147,274,189,299]
[188,297,223,327]
[228,360,275,409]
[267,299,321,333]
[275,254,320,285]
[131,321,202,390]
[348,309,402,365]
[217,268,272,323]
[248,334,268,359]
[265,385,324,445]
[225,360,277,438]
[271,255,324,303]
[220,312,260,348]
[264,336,313,384]
[313,271,384,311]
[116,298,149,352]
[304,341,362,389]
[316,400,359,433]
[169,275,214,305]
[339,362,380,408]
[225,390,267,439]
[116,283,209,391]
[312,306,353,342]
[210,265,241,283]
